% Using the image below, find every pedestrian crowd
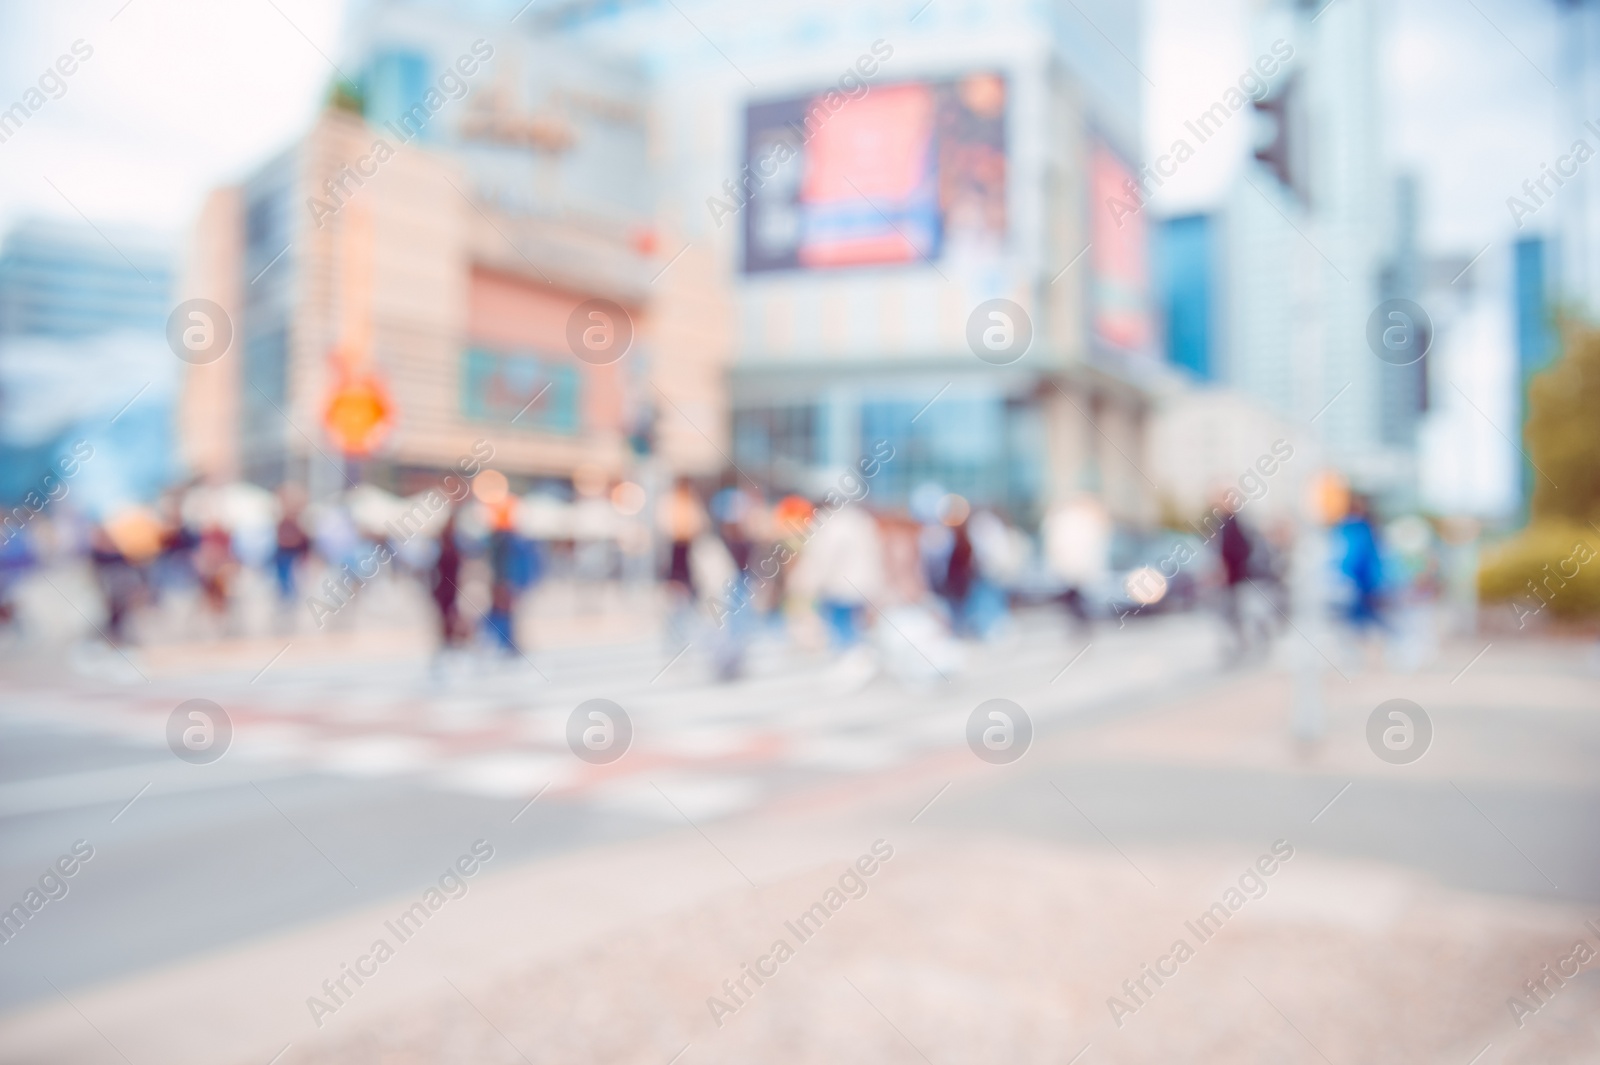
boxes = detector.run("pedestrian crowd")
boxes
[0,462,1445,681]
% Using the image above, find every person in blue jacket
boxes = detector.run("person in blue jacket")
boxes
[1337,494,1385,631]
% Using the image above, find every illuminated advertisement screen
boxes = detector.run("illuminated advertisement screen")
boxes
[461,349,579,433]
[742,73,1007,273]
[1090,142,1152,352]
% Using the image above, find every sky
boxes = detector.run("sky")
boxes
[0,0,1574,261]
[0,0,345,245]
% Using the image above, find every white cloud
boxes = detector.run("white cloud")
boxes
[0,0,344,238]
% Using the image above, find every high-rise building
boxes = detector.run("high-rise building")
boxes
[0,219,175,509]
[1515,236,1559,380]
[1554,0,1600,315]
[1155,214,1214,381]
[1415,244,1518,521]
[1511,235,1559,513]
[526,0,1162,525]
[1376,174,1427,453]
[0,219,171,339]
[1217,0,1402,499]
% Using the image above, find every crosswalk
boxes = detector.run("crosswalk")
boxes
[1,611,1227,822]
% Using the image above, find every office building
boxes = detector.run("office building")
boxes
[182,11,685,496]
[1218,0,1404,499]
[0,218,171,339]
[0,219,175,509]
[1156,214,1214,381]
[1375,174,1427,453]
[535,0,1163,525]
[1510,235,1559,513]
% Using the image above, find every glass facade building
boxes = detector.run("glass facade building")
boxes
[0,219,176,509]
[1155,214,1213,382]
[0,220,171,339]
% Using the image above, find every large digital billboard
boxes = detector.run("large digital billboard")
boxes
[1090,141,1152,353]
[742,73,1007,273]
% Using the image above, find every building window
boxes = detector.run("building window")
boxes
[461,348,579,433]
[241,326,289,485]
[862,394,1039,519]
[365,50,434,141]
[733,404,819,486]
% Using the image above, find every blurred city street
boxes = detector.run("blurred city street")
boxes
[4,0,1600,1061]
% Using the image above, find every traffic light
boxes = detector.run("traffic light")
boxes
[1253,73,1307,205]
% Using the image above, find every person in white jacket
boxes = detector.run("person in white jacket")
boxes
[790,502,886,650]
[1042,493,1111,631]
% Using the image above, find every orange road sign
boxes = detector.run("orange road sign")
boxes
[324,368,394,457]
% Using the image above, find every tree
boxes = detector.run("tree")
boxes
[1479,323,1600,621]
[328,79,364,116]
[1525,324,1600,526]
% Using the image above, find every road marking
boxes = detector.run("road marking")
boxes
[0,762,301,818]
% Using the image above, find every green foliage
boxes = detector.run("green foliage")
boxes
[328,78,364,115]
[1479,325,1600,617]
[1526,326,1600,526]
[1478,521,1600,620]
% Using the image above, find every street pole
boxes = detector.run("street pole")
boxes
[1290,512,1327,744]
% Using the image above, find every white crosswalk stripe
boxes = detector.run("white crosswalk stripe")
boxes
[1,613,1225,818]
